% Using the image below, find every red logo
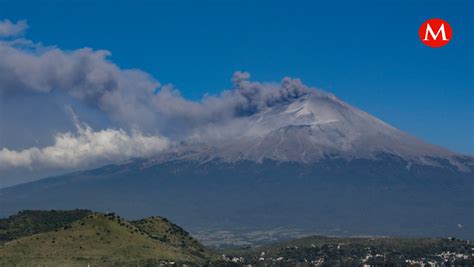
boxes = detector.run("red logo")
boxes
[419,18,452,48]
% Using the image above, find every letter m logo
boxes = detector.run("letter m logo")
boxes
[418,19,452,48]
[424,23,448,41]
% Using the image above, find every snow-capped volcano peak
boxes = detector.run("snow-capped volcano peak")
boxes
[152,90,472,172]
[283,95,342,125]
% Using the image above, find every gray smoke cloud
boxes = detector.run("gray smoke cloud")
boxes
[0,19,28,37]
[0,41,160,130]
[149,71,311,139]
[0,29,312,137]
[0,19,316,184]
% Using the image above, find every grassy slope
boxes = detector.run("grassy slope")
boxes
[0,209,91,244]
[132,216,215,261]
[0,213,209,266]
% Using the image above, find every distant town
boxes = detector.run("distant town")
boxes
[221,237,474,267]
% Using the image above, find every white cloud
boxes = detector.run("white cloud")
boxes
[0,120,169,170]
[0,19,28,37]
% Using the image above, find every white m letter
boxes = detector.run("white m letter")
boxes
[424,23,449,41]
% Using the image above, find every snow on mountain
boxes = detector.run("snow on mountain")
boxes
[149,90,473,171]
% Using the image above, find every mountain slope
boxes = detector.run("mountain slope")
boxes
[1,157,472,241]
[149,92,473,171]
[0,211,216,266]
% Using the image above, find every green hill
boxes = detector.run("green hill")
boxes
[132,216,211,260]
[0,209,92,244]
[0,211,216,266]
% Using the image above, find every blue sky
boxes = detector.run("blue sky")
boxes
[1,0,473,154]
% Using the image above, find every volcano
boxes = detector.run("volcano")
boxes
[1,87,473,242]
